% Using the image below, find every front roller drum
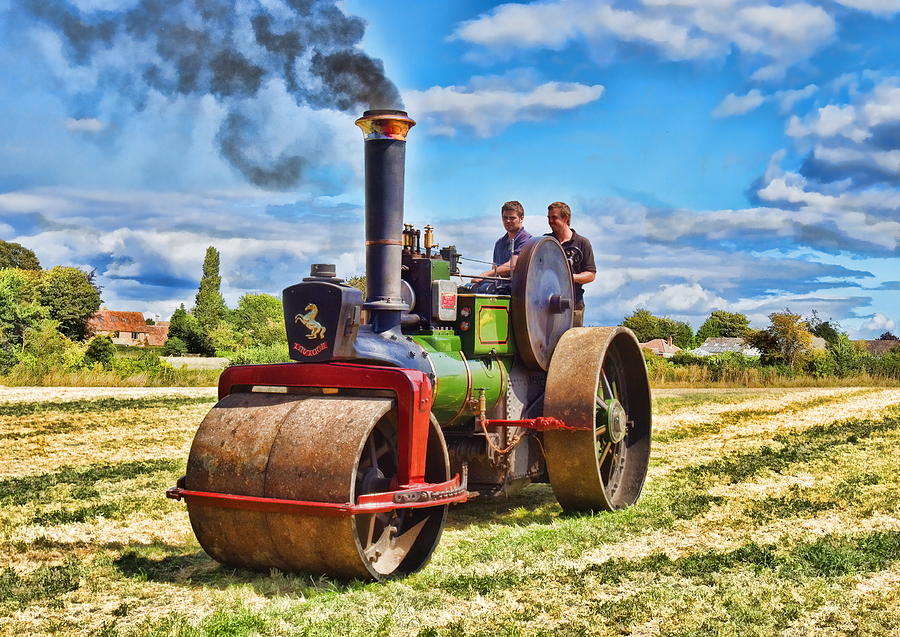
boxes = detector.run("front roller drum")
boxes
[184,392,449,580]
[543,327,652,511]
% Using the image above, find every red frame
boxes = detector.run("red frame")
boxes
[166,362,469,517]
[218,362,432,484]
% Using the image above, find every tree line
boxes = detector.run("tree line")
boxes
[625,307,900,381]
[3,239,897,383]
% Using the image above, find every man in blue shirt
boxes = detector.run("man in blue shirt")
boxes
[477,201,533,280]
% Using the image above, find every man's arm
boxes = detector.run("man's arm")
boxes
[573,270,595,284]
[575,237,597,285]
[474,258,512,280]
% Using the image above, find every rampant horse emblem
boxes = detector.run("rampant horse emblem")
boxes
[295,303,326,340]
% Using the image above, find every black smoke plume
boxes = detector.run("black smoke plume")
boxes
[22,0,403,189]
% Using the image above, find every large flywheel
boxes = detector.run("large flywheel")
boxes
[542,327,652,511]
[511,236,574,370]
[184,392,449,580]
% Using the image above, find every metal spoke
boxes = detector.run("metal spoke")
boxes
[597,441,612,466]
[364,514,377,547]
[601,370,613,400]
[369,436,378,469]
[595,394,609,412]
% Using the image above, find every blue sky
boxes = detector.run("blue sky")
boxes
[1,0,898,337]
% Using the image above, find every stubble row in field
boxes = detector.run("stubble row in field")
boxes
[0,385,898,636]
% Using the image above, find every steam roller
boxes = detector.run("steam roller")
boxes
[167,110,652,580]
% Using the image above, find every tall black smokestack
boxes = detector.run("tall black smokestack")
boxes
[355,110,415,333]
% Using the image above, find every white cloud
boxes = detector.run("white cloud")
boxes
[774,84,817,114]
[453,2,576,49]
[860,84,900,127]
[730,293,871,329]
[710,84,817,119]
[787,81,900,145]
[453,0,838,80]
[861,312,896,333]
[65,117,105,133]
[712,89,764,117]
[832,0,900,15]
[787,104,870,143]
[625,282,728,314]
[404,78,604,137]
[782,78,900,190]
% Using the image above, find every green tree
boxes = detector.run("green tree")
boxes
[346,275,366,296]
[696,310,750,343]
[168,304,212,355]
[208,320,240,353]
[879,331,898,341]
[38,267,101,341]
[13,319,85,376]
[0,269,49,371]
[621,309,694,349]
[748,309,813,369]
[84,335,116,369]
[621,309,658,342]
[827,334,864,377]
[806,310,843,345]
[161,336,187,356]
[230,293,285,347]
[0,241,41,270]
[193,246,227,332]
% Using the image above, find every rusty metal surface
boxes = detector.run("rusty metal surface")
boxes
[185,392,448,580]
[542,327,652,511]
[511,237,574,371]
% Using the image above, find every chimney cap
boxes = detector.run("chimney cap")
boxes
[356,110,416,141]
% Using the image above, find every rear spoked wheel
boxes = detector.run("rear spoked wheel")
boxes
[543,327,652,511]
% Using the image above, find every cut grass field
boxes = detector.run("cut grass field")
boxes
[0,386,898,636]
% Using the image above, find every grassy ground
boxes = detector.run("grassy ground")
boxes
[0,386,898,636]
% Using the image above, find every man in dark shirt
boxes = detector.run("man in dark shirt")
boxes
[545,201,596,327]
[476,200,533,280]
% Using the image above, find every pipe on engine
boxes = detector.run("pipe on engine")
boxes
[355,110,416,333]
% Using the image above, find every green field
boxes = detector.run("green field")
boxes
[0,386,898,636]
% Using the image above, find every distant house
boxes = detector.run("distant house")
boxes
[147,322,170,347]
[858,339,900,355]
[88,310,169,346]
[692,337,762,357]
[640,338,682,358]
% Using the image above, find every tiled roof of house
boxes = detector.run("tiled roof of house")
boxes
[146,324,170,346]
[640,339,682,357]
[858,339,900,355]
[88,310,150,334]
